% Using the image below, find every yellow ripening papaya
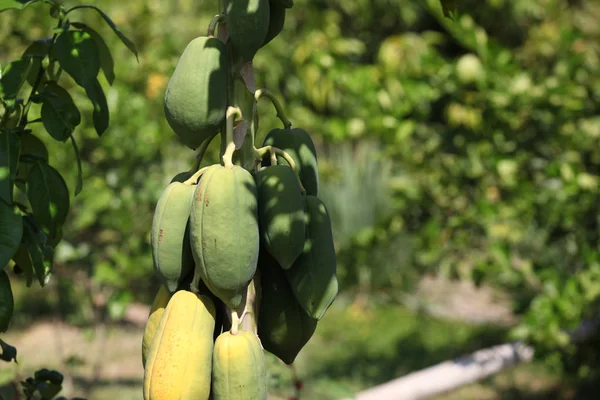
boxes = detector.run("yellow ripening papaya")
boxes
[143,290,216,400]
[189,165,260,309]
[141,285,171,366]
[212,330,267,400]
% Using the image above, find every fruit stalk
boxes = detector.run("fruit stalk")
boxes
[255,88,292,129]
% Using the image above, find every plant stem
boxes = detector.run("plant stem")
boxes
[253,145,306,194]
[183,166,210,186]
[193,132,218,172]
[255,88,292,129]
[222,106,242,168]
[207,14,224,37]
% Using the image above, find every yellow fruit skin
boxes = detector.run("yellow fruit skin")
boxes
[212,330,267,400]
[143,290,216,400]
[141,285,172,366]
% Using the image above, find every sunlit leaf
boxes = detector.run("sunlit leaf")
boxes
[66,5,138,61]
[71,22,115,85]
[55,30,100,88]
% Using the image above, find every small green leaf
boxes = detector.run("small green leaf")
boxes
[21,216,51,286]
[16,133,48,185]
[0,129,21,204]
[440,0,456,19]
[84,78,109,136]
[70,135,83,196]
[55,30,100,88]
[22,38,51,86]
[0,0,38,13]
[40,82,81,142]
[0,269,14,332]
[12,244,33,286]
[0,338,17,362]
[71,22,115,85]
[26,161,70,240]
[66,5,138,60]
[0,58,32,100]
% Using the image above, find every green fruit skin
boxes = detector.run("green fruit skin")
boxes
[151,182,196,293]
[262,128,319,196]
[190,165,260,309]
[286,196,338,320]
[256,165,305,269]
[226,0,270,61]
[262,0,286,46]
[164,37,229,150]
[258,249,317,364]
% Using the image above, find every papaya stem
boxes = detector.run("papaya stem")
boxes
[231,310,240,335]
[207,14,225,37]
[253,146,306,194]
[183,166,210,186]
[223,106,242,168]
[255,88,292,129]
[193,133,217,172]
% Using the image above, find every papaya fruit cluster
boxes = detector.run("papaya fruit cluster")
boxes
[142,1,338,399]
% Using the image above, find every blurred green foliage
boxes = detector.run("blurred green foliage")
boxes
[2,0,600,391]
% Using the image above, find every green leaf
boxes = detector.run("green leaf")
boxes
[40,82,81,142]
[16,133,48,186]
[21,216,52,286]
[0,338,17,362]
[71,22,115,85]
[22,38,51,86]
[0,58,32,100]
[66,5,138,61]
[12,244,33,286]
[55,30,100,88]
[0,0,38,13]
[440,0,456,19]
[0,200,22,269]
[0,129,20,204]
[84,78,109,136]
[0,269,14,332]
[26,161,70,240]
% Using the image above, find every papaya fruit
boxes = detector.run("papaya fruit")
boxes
[258,250,317,364]
[212,330,267,400]
[141,285,171,366]
[170,170,194,184]
[255,165,305,269]
[262,128,319,196]
[226,0,270,61]
[190,165,260,309]
[286,196,338,320]
[151,182,195,292]
[262,0,286,46]
[143,290,215,400]
[164,36,229,150]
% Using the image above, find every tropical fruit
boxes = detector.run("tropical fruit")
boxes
[262,128,319,195]
[226,0,270,61]
[190,165,260,308]
[143,290,215,400]
[212,330,267,400]
[141,285,171,366]
[262,0,286,46]
[255,165,305,269]
[286,196,338,320]
[151,182,195,292]
[164,36,229,150]
[258,250,317,364]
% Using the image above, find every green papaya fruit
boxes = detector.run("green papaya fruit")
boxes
[258,249,317,364]
[286,196,338,320]
[164,37,229,150]
[262,128,319,196]
[151,182,196,292]
[255,165,305,269]
[226,0,270,61]
[262,0,286,46]
[190,165,260,309]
